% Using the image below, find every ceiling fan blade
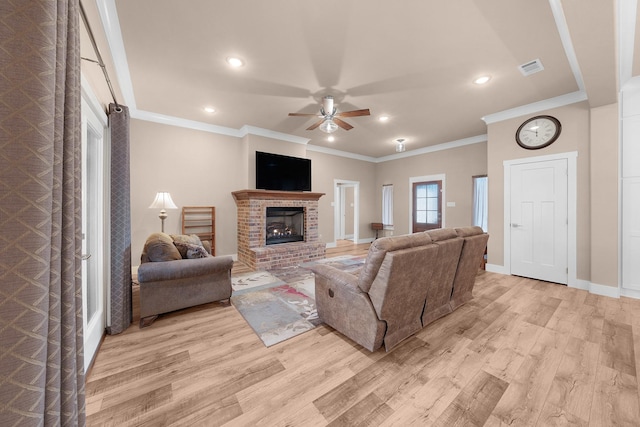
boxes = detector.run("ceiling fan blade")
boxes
[289,112,320,117]
[306,119,324,130]
[335,109,371,118]
[333,118,354,130]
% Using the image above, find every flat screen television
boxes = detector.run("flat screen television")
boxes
[255,151,311,192]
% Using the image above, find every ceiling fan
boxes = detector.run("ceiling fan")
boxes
[288,96,370,133]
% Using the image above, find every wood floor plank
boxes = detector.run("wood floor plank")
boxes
[544,336,599,422]
[589,365,640,426]
[600,319,637,377]
[491,328,567,425]
[84,243,640,427]
[432,370,508,426]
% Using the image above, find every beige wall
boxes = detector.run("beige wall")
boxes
[374,142,488,236]
[130,120,244,263]
[590,103,619,288]
[486,102,591,281]
[306,151,377,244]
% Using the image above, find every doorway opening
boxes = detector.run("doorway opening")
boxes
[334,180,359,245]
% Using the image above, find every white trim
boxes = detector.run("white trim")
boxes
[482,91,587,125]
[409,174,446,234]
[618,0,638,90]
[621,287,640,299]
[97,0,136,109]
[485,264,509,275]
[80,74,108,126]
[333,180,360,247]
[326,242,337,249]
[589,282,621,299]
[306,144,378,163]
[240,125,310,145]
[548,0,585,92]
[376,135,487,163]
[132,109,243,137]
[503,151,578,286]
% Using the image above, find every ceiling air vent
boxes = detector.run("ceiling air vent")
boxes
[518,59,544,76]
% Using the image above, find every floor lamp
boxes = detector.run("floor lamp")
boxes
[149,192,178,232]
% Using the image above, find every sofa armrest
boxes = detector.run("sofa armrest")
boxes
[309,264,386,351]
[309,264,359,290]
[138,255,233,283]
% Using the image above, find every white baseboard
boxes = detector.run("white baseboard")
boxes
[621,287,640,299]
[358,237,375,244]
[485,263,509,274]
[484,266,636,300]
[588,282,621,299]
[326,242,337,249]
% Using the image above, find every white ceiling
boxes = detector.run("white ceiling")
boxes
[81,0,623,159]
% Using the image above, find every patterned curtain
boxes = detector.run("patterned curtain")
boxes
[0,1,86,425]
[108,103,132,334]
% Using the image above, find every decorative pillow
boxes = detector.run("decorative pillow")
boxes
[171,234,203,246]
[173,241,209,259]
[143,232,182,262]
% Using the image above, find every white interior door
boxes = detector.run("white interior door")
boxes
[510,159,568,284]
[81,98,106,371]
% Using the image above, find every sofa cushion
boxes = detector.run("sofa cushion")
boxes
[173,241,209,259]
[358,232,432,293]
[143,232,182,262]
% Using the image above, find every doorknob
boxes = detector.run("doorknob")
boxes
[511,223,520,228]
[82,253,92,260]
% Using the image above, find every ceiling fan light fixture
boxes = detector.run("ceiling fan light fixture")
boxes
[319,119,338,133]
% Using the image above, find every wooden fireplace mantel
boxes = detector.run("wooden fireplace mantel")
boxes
[232,189,325,202]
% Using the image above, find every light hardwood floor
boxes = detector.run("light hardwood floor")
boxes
[86,241,640,426]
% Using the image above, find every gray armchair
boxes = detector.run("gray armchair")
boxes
[137,232,233,327]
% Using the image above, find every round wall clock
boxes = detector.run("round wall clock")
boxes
[515,115,561,150]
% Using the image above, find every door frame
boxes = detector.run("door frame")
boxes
[333,179,359,245]
[81,75,110,372]
[503,151,577,287]
[409,174,445,234]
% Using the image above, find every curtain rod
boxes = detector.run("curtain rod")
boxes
[79,1,122,112]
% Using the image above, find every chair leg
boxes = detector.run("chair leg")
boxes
[139,315,158,328]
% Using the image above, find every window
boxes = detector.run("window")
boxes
[473,175,488,232]
[382,184,393,229]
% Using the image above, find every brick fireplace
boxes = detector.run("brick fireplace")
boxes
[232,189,326,270]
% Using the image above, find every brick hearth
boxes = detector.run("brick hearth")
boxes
[232,189,326,270]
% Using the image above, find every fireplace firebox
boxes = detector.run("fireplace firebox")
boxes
[266,207,304,245]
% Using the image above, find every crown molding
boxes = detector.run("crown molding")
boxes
[97,0,136,109]
[131,109,243,137]
[374,134,488,163]
[482,90,587,124]
[239,125,310,145]
[548,0,585,92]
[305,144,378,163]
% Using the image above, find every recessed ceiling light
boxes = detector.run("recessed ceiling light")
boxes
[379,115,390,122]
[327,135,335,142]
[226,57,244,67]
[473,75,491,85]
[203,106,216,113]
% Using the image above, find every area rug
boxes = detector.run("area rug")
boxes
[231,255,366,347]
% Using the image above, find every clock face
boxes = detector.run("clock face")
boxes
[515,115,561,149]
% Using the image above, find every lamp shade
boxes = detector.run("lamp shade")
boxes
[149,192,178,209]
